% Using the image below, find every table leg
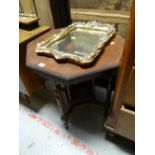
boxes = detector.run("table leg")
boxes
[51,81,69,129]
[105,75,114,117]
[50,80,95,128]
[19,92,31,104]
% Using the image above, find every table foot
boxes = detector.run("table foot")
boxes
[19,92,31,104]
[61,115,69,129]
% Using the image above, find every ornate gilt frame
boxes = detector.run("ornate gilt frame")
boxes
[35,21,115,65]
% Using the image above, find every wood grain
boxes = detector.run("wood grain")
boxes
[19,26,50,44]
[19,26,51,95]
[123,66,135,107]
[20,44,44,95]
[105,1,135,141]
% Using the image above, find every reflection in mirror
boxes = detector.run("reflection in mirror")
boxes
[49,28,107,57]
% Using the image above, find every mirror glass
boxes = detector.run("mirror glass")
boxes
[36,22,115,65]
[48,28,107,57]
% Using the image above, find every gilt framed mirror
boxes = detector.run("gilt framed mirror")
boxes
[36,21,115,65]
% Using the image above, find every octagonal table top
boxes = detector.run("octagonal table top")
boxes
[26,29,125,83]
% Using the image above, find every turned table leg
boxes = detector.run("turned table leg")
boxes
[104,72,117,116]
[50,80,95,128]
[51,81,69,129]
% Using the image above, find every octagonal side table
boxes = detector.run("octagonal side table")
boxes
[26,29,125,128]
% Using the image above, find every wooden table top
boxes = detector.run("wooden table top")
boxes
[19,26,50,45]
[26,29,125,82]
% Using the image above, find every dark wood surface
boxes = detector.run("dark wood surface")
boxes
[49,0,71,28]
[26,28,125,128]
[26,29,125,83]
